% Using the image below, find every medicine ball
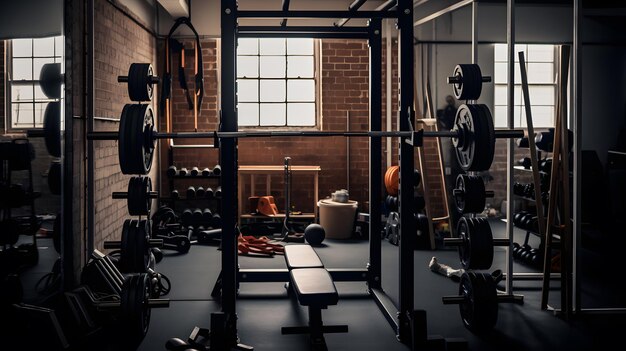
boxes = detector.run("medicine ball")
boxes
[304,224,325,246]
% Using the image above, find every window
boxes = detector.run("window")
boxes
[237,38,317,127]
[493,44,555,128]
[6,36,63,129]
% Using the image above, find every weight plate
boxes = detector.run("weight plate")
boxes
[127,177,140,215]
[128,63,154,102]
[39,63,62,99]
[43,102,61,157]
[120,219,133,272]
[475,104,496,171]
[135,220,151,272]
[452,64,483,101]
[118,105,131,174]
[458,272,498,333]
[457,217,494,270]
[120,274,151,344]
[48,160,62,195]
[454,175,486,214]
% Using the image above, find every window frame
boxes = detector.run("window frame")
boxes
[5,36,63,131]
[236,38,321,130]
[493,43,557,129]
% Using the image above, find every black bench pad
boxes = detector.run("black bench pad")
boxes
[290,268,338,307]
[284,245,324,269]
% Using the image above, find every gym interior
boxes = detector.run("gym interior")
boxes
[1,0,626,350]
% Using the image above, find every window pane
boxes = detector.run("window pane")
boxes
[287,38,313,55]
[527,63,554,84]
[531,106,554,128]
[12,58,32,80]
[12,84,34,102]
[287,56,314,78]
[260,103,286,126]
[494,85,522,106]
[493,105,507,128]
[12,103,35,128]
[260,56,286,78]
[287,103,315,126]
[238,79,258,102]
[34,58,55,80]
[527,45,553,62]
[494,62,507,84]
[287,80,315,102]
[238,38,258,55]
[526,85,554,106]
[34,84,51,101]
[12,39,32,57]
[260,80,286,102]
[55,36,63,56]
[34,102,49,125]
[494,44,507,62]
[238,103,259,126]
[260,38,285,55]
[237,56,258,78]
[34,37,55,56]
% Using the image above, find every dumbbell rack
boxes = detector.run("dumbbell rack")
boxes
[163,166,222,218]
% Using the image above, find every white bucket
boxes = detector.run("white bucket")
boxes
[317,199,358,239]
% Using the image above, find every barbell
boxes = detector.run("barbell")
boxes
[442,272,523,333]
[444,217,509,270]
[88,103,523,174]
[112,176,158,216]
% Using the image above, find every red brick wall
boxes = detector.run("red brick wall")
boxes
[92,0,157,249]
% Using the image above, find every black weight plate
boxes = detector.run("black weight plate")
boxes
[475,104,496,171]
[459,272,498,333]
[39,63,62,99]
[128,63,154,102]
[457,217,471,269]
[136,105,155,174]
[121,220,137,273]
[452,105,477,171]
[127,177,140,215]
[475,218,494,269]
[135,220,151,272]
[176,236,191,254]
[48,160,62,195]
[142,177,152,215]
[0,219,20,245]
[118,105,132,174]
[120,274,151,344]
[43,102,61,157]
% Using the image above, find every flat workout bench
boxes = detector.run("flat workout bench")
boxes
[282,245,348,350]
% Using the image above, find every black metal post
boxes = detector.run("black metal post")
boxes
[368,18,382,290]
[397,0,415,344]
[220,0,239,344]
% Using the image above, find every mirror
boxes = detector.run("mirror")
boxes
[0,1,67,349]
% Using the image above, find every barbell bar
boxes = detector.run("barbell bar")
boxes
[444,237,510,246]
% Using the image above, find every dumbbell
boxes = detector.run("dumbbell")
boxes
[202,168,211,176]
[212,165,221,176]
[513,211,527,226]
[512,242,522,258]
[167,166,177,177]
[117,63,160,102]
[205,187,214,198]
[215,186,222,198]
[112,176,158,216]
[179,168,188,176]
[202,208,213,224]
[212,213,222,228]
[181,208,193,225]
[516,137,529,148]
[186,186,196,199]
[159,233,191,254]
[171,189,179,199]
[513,182,524,196]
[192,208,203,223]
[518,157,531,169]
[196,187,205,198]
[190,167,200,176]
